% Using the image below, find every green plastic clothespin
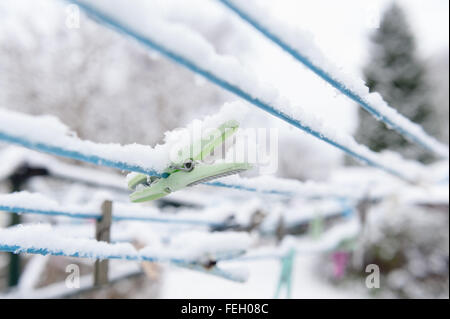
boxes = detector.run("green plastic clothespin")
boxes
[274,248,296,299]
[128,120,252,202]
[309,213,324,240]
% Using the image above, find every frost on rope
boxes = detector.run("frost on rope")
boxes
[221,0,449,158]
[0,107,167,173]
[215,175,365,199]
[0,146,426,202]
[283,217,361,253]
[0,191,233,224]
[0,224,252,262]
[0,191,99,216]
[72,0,428,182]
[263,200,349,233]
[0,146,126,189]
[231,216,361,261]
[0,224,136,259]
[0,102,246,176]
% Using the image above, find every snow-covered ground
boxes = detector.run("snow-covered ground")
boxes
[161,255,367,299]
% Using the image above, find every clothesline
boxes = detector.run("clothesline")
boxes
[216,0,449,159]
[0,224,251,282]
[63,0,428,183]
[0,191,230,227]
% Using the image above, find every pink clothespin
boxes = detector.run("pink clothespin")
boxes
[331,251,350,279]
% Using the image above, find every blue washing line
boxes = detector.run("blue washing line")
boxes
[0,130,300,197]
[0,205,100,220]
[337,198,355,218]
[0,205,224,227]
[65,0,410,181]
[0,132,160,176]
[0,200,355,228]
[0,243,247,282]
[217,0,448,158]
[206,180,293,196]
[0,244,242,263]
[112,215,224,227]
[0,244,185,263]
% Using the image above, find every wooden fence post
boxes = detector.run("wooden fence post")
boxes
[94,200,112,286]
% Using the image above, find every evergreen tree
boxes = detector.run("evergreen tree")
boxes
[356,3,437,162]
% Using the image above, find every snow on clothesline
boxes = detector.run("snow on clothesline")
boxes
[260,199,354,235]
[0,144,353,206]
[284,215,360,253]
[394,184,449,206]
[0,104,245,177]
[6,184,445,256]
[211,175,365,199]
[0,217,362,294]
[0,109,424,201]
[210,166,450,203]
[1,143,446,216]
[0,191,233,226]
[0,224,252,282]
[65,0,428,182]
[0,147,125,191]
[0,191,358,232]
[0,109,159,176]
[217,0,449,159]
[0,144,352,201]
[0,146,211,207]
[226,216,361,262]
[1,144,446,212]
[0,210,360,274]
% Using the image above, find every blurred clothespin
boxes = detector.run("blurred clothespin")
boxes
[331,251,350,280]
[274,248,296,299]
[309,213,324,239]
